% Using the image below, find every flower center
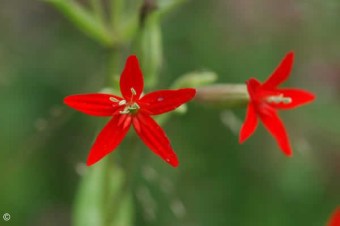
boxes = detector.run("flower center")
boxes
[265,94,292,104]
[119,102,140,115]
[109,88,140,114]
[109,87,140,115]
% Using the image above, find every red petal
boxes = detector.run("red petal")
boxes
[239,103,258,143]
[268,88,315,110]
[120,55,144,101]
[262,52,294,89]
[132,113,179,167]
[139,88,196,115]
[328,207,340,226]
[246,78,262,100]
[86,114,132,166]
[259,109,292,156]
[64,93,122,116]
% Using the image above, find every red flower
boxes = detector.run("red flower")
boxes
[64,55,196,167]
[239,52,315,156]
[327,207,340,226]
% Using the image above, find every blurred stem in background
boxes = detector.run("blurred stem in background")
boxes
[196,84,249,109]
[133,0,162,88]
[44,0,250,225]
[90,0,105,26]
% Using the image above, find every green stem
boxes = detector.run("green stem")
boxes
[90,0,105,25]
[123,136,141,188]
[106,47,122,91]
[158,0,187,17]
[105,136,140,226]
[110,0,124,32]
[195,84,250,108]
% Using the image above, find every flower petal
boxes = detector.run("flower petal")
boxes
[327,207,340,226]
[239,103,258,143]
[87,114,132,166]
[269,88,315,110]
[120,55,144,101]
[262,51,294,89]
[132,113,178,167]
[64,93,122,116]
[246,78,262,100]
[259,109,292,156]
[139,88,196,115]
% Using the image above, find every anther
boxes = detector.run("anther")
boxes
[131,88,137,95]
[266,94,292,104]
[119,100,127,106]
[109,97,119,102]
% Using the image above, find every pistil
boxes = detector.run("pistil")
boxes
[119,102,140,115]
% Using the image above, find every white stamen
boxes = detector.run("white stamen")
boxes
[119,100,127,106]
[128,103,140,111]
[109,97,119,102]
[282,98,292,104]
[131,88,137,95]
[119,102,140,115]
[266,94,292,104]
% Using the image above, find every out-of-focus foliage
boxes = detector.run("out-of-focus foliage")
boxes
[0,0,339,226]
[73,158,134,226]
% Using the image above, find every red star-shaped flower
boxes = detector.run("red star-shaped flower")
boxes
[327,207,340,226]
[239,52,315,156]
[64,55,196,167]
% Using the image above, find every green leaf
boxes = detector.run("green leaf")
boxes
[44,0,114,47]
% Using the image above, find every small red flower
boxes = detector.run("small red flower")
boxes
[64,55,196,167]
[239,52,315,156]
[327,207,340,226]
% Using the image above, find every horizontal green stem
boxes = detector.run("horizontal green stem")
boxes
[195,84,249,108]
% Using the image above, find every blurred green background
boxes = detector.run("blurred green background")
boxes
[0,0,339,225]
